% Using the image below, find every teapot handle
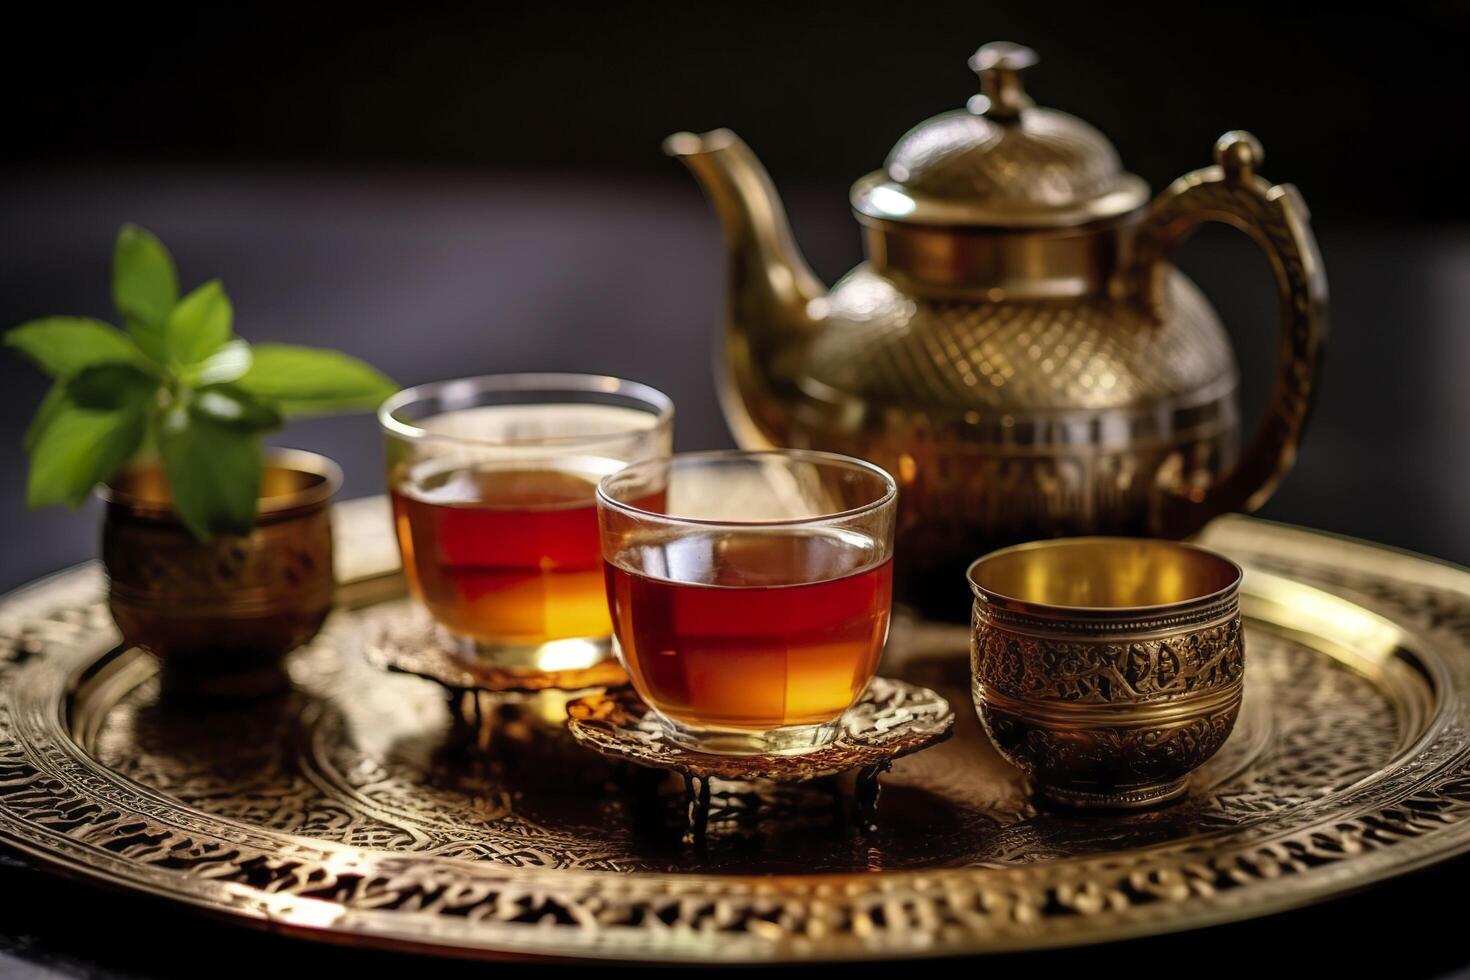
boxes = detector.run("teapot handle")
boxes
[1131,131,1328,538]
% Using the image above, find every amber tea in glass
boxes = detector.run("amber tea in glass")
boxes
[381,374,672,671]
[598,450,897,754]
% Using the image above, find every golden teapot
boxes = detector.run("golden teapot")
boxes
[666,42,1326,610]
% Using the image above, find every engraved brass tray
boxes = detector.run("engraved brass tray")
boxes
[3,500,1470,963]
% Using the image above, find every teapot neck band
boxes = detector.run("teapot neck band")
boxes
[860,215,1135,300]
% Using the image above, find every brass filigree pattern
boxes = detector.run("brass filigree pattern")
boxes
[808,267,1233,412]
[797,266,1241,598]
[978,694,1241,808]
[970,563,1244,807]
[849,42,1151,227]
[101,451,339,677]
[886,109,1124,207]
[2,514,1470,962]
[565,679,953,781]
[973,615,1243,704]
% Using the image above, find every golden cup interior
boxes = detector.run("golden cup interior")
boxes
[968,537,1240,611]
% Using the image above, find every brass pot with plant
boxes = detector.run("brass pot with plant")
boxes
[6,225,395,692]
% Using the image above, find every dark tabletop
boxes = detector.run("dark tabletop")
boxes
[1,169,1467,976]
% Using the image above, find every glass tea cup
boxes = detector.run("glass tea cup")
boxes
[597,449,897,755]
[380,373,673,671]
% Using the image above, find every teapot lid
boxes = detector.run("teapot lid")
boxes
[851,43,1149,229]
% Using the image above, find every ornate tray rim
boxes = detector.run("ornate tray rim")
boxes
[4,505,1470,963]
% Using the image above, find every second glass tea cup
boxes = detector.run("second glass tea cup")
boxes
[380,373,673,672]
[597,449,897,755]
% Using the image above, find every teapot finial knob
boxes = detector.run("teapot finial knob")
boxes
[968,42,1037,122]
[1214,130,1264,183]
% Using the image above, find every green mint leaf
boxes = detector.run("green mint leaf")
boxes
[166,279,232,365]
[237,343,396,414]
[26,393,148,509]
[192,384,284,432]
[5,317,143,378]
[112,225,178,362]
[24,382,67,453]
[185,339,252,386]
[159,409,262,539]
[66,363,158,411]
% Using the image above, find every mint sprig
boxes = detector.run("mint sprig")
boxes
[6,224,397,540]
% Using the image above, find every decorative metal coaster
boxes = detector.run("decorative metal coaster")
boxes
[566,677,954,837]
[362,604,630,695]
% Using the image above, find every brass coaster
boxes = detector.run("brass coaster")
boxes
[567,677,953,778]
[567,677,953,837]
[362,610,630,694]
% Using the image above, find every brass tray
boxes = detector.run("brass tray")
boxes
[3,500,1470,963]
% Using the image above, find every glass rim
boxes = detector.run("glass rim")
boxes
[378,372,674,448]
[596,448,898,529]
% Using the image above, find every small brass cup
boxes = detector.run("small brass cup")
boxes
[967,537,1244,809]
[101,449,340,696]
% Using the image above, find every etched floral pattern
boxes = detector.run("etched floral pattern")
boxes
[972,615,1243,703]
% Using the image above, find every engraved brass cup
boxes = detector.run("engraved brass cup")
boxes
[967,537,1244,809]
[101,449,340,696]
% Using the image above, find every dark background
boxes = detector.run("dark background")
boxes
[2,4,1469,975]
[8,1,1469,222]
[3,1,1469,593]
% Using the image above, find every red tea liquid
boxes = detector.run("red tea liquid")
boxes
[393,459,661,646]
[605,529,892,730]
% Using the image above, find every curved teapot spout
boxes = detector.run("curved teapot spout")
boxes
[664,129,825,449]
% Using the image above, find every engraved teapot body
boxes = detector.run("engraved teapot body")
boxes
[667,43,1326,610]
